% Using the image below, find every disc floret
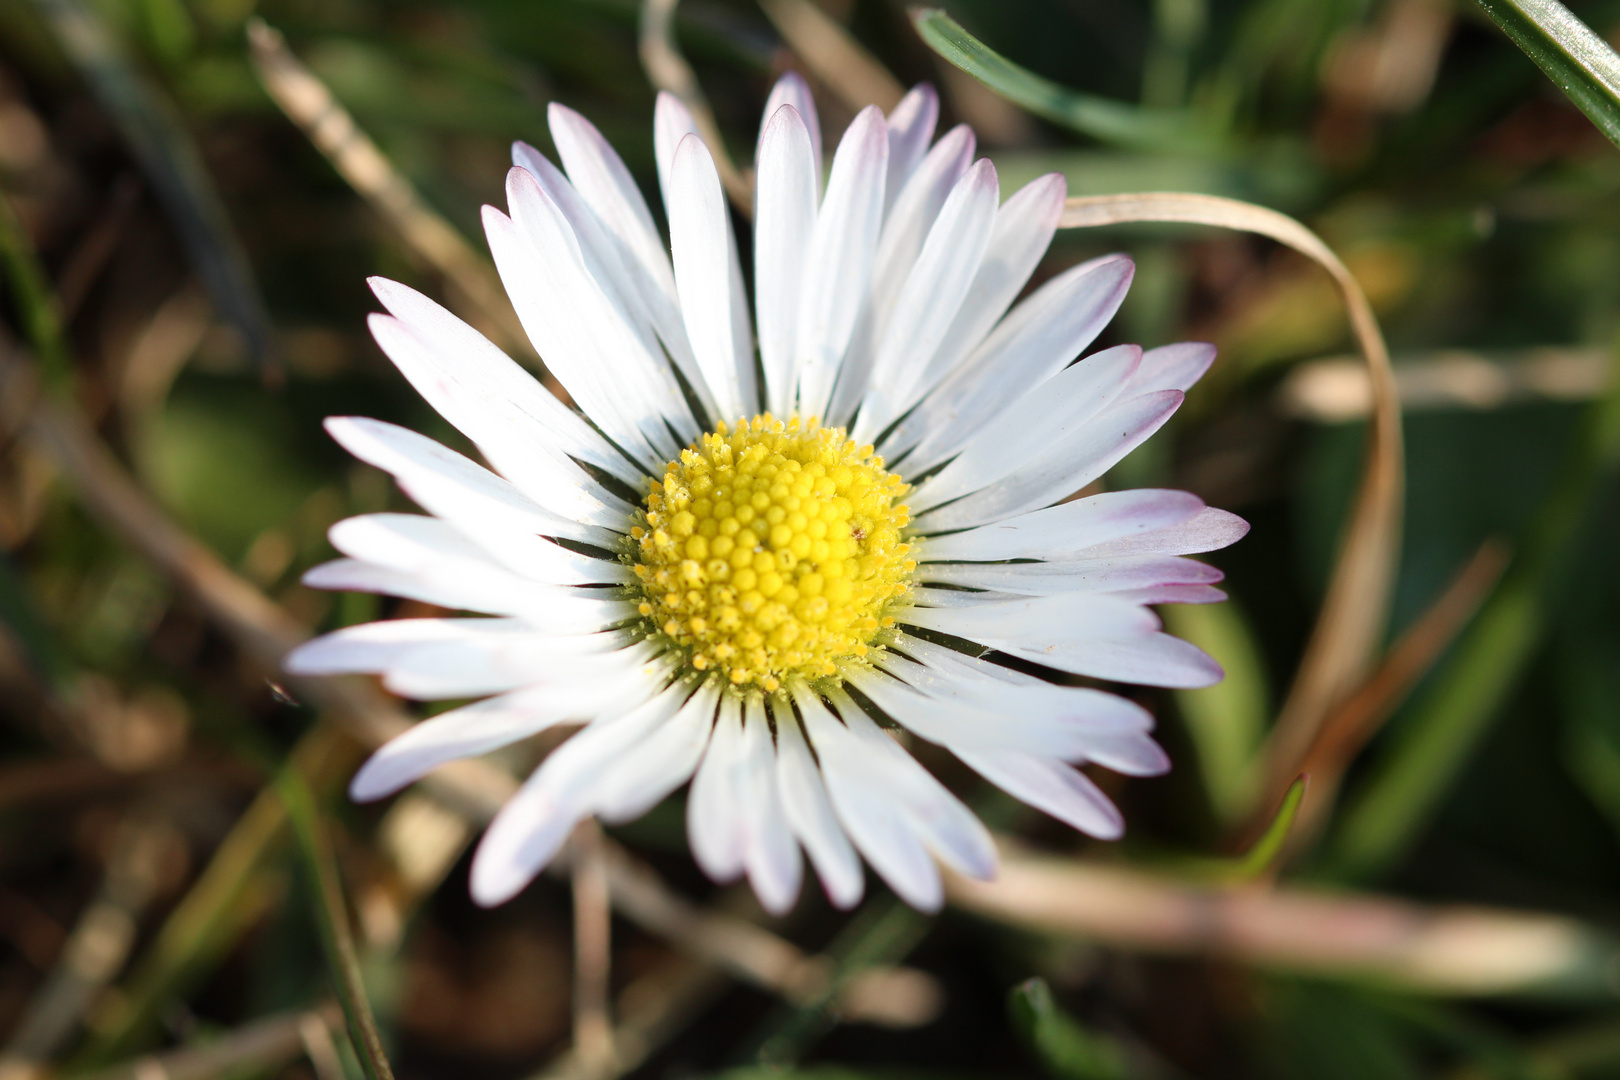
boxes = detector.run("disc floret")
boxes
[632,413,914,692]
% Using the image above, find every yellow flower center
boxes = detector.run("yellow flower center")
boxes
[631,413,914,692]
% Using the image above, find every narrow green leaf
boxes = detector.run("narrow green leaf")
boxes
[1170,775,1308,883]
[1234,776,1308,879]
[1163,600,1270,825]
[1009,978,1143,1080]
[277,767,396,1080]
[1474,0,1620,150]
[1558,635,1620,837]
[908,8,1216,153]
[0,190,71,392]
[1330,352,1620,880]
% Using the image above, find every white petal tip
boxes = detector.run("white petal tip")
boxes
[468,851,533,908]
[347,764,404,804]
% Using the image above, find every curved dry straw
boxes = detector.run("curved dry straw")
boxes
[1059,192,1405,819]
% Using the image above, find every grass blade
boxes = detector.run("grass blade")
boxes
[1008,978,1142,1080]
[1162,600,1269,826]
[0,191,69,391]
[1474,0,1620,150]
[1329,353,1620,881]
[277,765,395,1080]
[909,8,1213,152]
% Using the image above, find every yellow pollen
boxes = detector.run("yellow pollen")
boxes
[633,413,914,691]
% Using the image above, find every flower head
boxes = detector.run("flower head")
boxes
[286,76,1248,913]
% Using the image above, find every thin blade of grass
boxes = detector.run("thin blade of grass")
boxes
[1059,192,1404,807]
[1008,978,1142,1080]
[276,766,395,1080]
[0,192,69,391]
[1234,776,1308,880]
[1473,0,1620,150]
[909,8,1214,152]
[28,0,273,372]
[1162,601,1269,826]
[1328,353,1620,881]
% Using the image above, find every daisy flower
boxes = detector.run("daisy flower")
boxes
[285,76,1248,913]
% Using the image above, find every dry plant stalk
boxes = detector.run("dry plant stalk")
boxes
[947,841,1610,997]
[76,1004,343,1080]
[1060,193,1405,808]
[535,954,729,1080]
[245,20,533,363]
[757,0,906,112]
[639,0,753,211]
[0,807,178,1080]
[1280,539,1511,845]
[570,821,616,1073]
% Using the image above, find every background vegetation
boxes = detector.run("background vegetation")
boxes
[1,0,1620,1077]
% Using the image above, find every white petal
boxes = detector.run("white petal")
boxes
[913,172,1067,395]
[592,679,720,822]
[654,91,700,210]
[912,390,1185,532]
[1124,341,1216,396]
[920,489,1207,561]
[1078,506,1251,559]
[285,617,532,676]
[741,696,803,914]
[826,125,974,426]
[754,104,819,417]
[329,512,627,589]
[669,134,748,421]
[901,594,1223,687]
[1078,729,1172,777]
[822,687,997,881]
[349,669,662,801]
[548,105,693,401]
[326,415,622,545]
[902,591,1158,643]
[367,279,643,494]
[687,694,747,881]
[795,106,888,418]
[885,255,1134,472]
[513,140,717,424]
[381,636,657,700]
[846,663,1139,761]
[884,84,938,214]
[469,685,690,905]
[483,204,665,468]
[774,707,864,908]
[918,554,1223,597]
[854,158,1000,438]
[497,169,692,456]
[909,344,1142,513]
[761,73,821,191]
[301,558,635,633]
[953,748,1125,839]
[794,688,941,910]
